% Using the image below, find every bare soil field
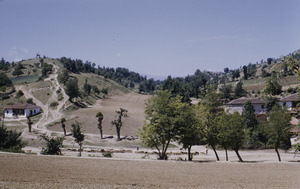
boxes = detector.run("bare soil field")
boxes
[48,93,151,137]
[1,152,300,189]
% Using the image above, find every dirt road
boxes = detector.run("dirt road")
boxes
[0,153,299,188]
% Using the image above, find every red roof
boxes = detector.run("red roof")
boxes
[227,97,265,105]
[4,103,40,110]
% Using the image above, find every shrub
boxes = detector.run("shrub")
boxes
[40,134,64,155]
[26,98,33,104]
[0,124,26,153]
[50,101,59,107]
[16,90,24,98]
[102,151,113,157]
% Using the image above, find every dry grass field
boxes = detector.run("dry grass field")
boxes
[48,92,151,137]
[1,152,300,189]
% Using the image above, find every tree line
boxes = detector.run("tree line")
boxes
[138,90,292,162]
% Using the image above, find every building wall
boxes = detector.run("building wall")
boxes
[4,108,40,118]
[225,104,266,114]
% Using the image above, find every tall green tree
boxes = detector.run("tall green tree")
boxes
[71,121,85,157]
[96,112,104,139]
[216,112,231,161]
[27,110,33,133]
[177,104,205,161]
[227,112,247,162]
[65,77,80,102]
[242,100,259,148]
[0,123,26,152]
[138,90,183,160]
[234,81,246,98]
[267,105,291,161]
[264,71,282,95]
[111,108,128,141]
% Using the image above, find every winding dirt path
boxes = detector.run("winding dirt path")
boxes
[16,61,69,135]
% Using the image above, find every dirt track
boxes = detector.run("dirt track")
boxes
[1,153,300,189]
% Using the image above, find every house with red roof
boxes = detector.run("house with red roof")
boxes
[4,103,41,118]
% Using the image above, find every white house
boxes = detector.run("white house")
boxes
[225,97,266,114]
[4,103,41,118]
[279,93,299,111]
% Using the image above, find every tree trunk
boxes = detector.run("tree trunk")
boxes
[99,128,103,139]
[275,147,281,162]
[225,148,228,161]
[63,127,66,136]
[234,149,243,162]
[116,126,121,141]
[79,143,82,157]
[211,145,220,161]
[188,146,192,161]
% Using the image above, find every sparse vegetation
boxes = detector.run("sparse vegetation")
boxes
[0,124,26,153]
[40,134,64,155]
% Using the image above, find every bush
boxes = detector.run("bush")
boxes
[40,134,64,155]
[16,90,24,98]
[102,151,113,157]
[50,101,59,107]
[0,124,26,152]
[26,98,33,104]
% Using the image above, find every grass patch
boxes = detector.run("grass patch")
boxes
[11,75,39,84]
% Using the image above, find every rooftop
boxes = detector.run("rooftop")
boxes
[4,103,40,110]
[227,97,265,105]
[280,93,299,102]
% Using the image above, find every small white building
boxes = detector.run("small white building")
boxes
[225,97,266,114]
[280,93,299,111]
[4,103,41,118]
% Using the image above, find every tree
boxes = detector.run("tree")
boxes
[71,121,85,156]
[0,123,26,152]
[242,100,258,148]
[27,110,33,132]
[0,72,12,87]
[220,84,233,99]
[216,112,231,161]
[267,105,291,161]
[264,71,282,95]
[224,67,229,74]
[83,78,92,95]
[96,112,104,139]
[265,97,279,112]
[177,104,205,161]
[227,112,246,162]
[138,90,183,160]
[40,134,64,155]
[57,68,69,85]
[243,65,248,80]
[198,90,222,161]
[65,77,80,102]
[111,108,128,141]
[267,58,273,65]
[61,118,66,136]
[234,81,246,98]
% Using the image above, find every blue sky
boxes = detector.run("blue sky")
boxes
[0,0,299,77]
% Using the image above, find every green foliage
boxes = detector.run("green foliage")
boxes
[26,98,33,104]
[101,88,108,95]
[243,65,248,80]
[71,121,85,156]
[40,134,64,155]
[12,63,24,76]
[234,81,246,98]
[57,68,69,85]
[0,58,10,70]
[267,105,291,161]
[264,71,282,95]
[111,108,128,141]
[41,63,53,77]
[220,84,233,99]
[0,124,26,153]
[242,101,258,137]
[50,101,59,107]
[65,77,80,102]
[138,90,184,160]
[16,90,24,98]
[102,151,113,157]
[0,72,12,87]
[265,97,279,112]
[83,78,92,95]
[96,112,104,139]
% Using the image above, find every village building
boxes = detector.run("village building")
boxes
[225,97,266,114]
[279,93,299,111]
[4,103,41,118]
